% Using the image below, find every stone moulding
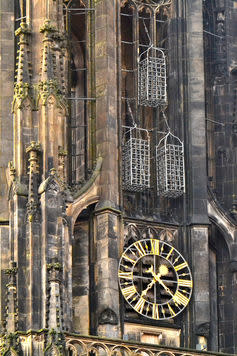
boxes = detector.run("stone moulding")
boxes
[36,81,68,109]
[67,156,103,226]
[207,187,236,245]
[72,156,103,201]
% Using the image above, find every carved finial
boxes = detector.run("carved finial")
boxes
[58,146,67,182]
[46,259,64,331]
[40,20,57,82]
[26,142,41,222]
[4,261,18,333]
[44,329,66,356]
[8,161,16,181]
[15,23,31,83]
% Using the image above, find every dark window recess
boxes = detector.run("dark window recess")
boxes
[120,0,171,220]
[64,0,95,186]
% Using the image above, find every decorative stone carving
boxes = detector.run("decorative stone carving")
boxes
[46,261,64,331]
[98,308,118,325]
[124,222,177,247]
[3,262,18,334]
[26,142,41,222]
[195,322,210,338]
[58,147,67,183]
[229,260,237,273]
[12,22,32,108]
[0,333,21,356]
[44,329,66,356]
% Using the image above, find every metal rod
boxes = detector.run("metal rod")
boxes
[71,125,88,128]
[121,97,137,100]
[69,40,86,43]
[203,29,223,39]
[122,125,150,132]
[71,68,87,71]
[67,97,96,101]
[121,40,136,45]
[15,16,26,21]
[68,8,95,11]
[69,12,89,15]
[121,69,135,73]
[206,118,225,126]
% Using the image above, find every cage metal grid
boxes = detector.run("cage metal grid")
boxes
[122,126,150,192]
[156,132,185,198]
[138,46,167,107]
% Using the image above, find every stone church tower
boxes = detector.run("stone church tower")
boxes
[0,0,237,355]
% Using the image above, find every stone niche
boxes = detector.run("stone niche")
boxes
[123,323,181,347]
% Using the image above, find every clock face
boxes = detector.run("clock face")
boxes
[118,238,192,320]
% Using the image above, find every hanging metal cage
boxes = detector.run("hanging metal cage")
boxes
[156,132,185,198]
[138,46,167,107]
[122,126,150,192]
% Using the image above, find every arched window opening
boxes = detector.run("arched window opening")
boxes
[209,224,234,353]
[64,0,95,187]
[121,1,178,217]
[72,203,96,334]
[203,1,216,191]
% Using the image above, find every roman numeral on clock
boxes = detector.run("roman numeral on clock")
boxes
[150,239,159,255]
[167,303,176,316]
[173,291,189,306]
[174,261,188,272]
[178,279,193,288]
[134,297,146,314]
[134,241,146,257]
[118,271,133,280]
[166,247,174,261]
[122,253,136,266]
[152,304,159,320]
[121,285,137,300]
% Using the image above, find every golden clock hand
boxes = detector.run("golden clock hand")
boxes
[147,266,174,297]
[146,265,161,280]
[156,276,174,297]
[141,278,156,297]
[146,265,174,297]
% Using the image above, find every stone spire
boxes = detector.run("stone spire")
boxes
[40,20,57,83]
[14,22,31,97]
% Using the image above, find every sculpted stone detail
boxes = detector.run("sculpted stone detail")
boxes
[98,308,118,325]
[26,142,41,222]
[0,333,21,356]
[12,22,32,108]
[195,322,210,338]
[46,261,64,331]
[124,222,177,246]
[3,262,18,335]
[44,329,66,356]
[58,147,67,183]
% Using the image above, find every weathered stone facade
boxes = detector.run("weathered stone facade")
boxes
[0,0,237,355]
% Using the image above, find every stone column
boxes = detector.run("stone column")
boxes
[0,0,14,219]
[95,0,119,205]
[184,0,210,349]
[191,226,210,350]
[25,142,42,329]
[94,207,121,338]
[93,0,121,338]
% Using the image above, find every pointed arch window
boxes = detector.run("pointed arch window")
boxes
[120,0,171,202]
[64,0,95,186]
